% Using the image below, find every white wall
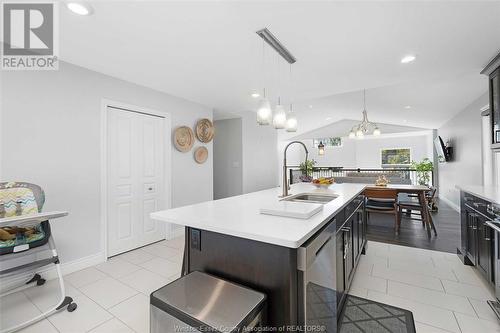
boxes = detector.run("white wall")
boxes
[438,92,489,209]
[241,111,279,193]
[213,118,243,199]
[1,61,213,265]
[283,132,433,169]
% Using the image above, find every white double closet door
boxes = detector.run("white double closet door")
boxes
[107,106,166,257]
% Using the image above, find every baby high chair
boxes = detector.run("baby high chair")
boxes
[0,182,77,333]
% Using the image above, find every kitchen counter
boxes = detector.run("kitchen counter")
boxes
[151,182,366,248]
[456,185,500,205]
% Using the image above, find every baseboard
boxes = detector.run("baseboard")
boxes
[1,251,105,291]
[438,195,460,213]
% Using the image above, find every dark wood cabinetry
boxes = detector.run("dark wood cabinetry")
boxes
[481,52,500,146]
[460,192,495,284]
[336,196,366,311]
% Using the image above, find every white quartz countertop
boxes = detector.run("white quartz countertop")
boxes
[151,183,366,248]
[456,185,500,205]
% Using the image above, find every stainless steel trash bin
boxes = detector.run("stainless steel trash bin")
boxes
[150,271,266,333]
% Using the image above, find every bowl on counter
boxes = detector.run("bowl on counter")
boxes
[311,177,334,188]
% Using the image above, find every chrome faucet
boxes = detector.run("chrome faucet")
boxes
[281,141,309,197]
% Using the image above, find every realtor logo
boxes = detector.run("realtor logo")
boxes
[1,2,59,70]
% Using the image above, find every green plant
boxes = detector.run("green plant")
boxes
[411,158,434,186]
[299,159,317,176]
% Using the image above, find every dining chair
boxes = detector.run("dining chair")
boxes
[398,195,438,236]
[364,188,400,234]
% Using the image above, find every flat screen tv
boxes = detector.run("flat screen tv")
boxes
[434,136,451,162]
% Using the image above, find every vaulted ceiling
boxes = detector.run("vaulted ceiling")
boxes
[58,1,500,135]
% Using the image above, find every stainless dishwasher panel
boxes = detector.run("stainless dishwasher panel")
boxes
[297,219,337,332]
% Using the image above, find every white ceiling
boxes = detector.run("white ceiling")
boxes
[291,119,427,140]
[57,1,500,133]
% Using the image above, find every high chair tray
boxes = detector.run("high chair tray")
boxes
[0,211,68,227]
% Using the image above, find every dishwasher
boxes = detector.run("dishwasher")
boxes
[297,218,337,332]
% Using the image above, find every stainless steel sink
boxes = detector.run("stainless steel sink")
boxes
[281,193,338,204]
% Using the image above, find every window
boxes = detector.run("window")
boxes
[381,148,411,167]
[313,137,342,147]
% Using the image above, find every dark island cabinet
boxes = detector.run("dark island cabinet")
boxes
[460,191,495,285]
[481,52,500,146]
[336,196,366,311]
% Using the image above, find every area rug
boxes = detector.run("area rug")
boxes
[339,295,416,333]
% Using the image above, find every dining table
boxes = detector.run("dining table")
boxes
[364,184,436,238]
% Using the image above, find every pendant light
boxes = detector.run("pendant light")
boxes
[273,97,287,129]
[286,104,297,132]
[348,89,381,138]
[318,141,325,155]
[256,88,272,125]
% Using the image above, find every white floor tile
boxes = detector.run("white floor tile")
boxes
[366,290,461,333]
[139,257,181,278]
[141,242,183,260]
[116,248,155,265]
[23,278,81,312]
[469,298,500,322]
[164,237,185,250]
[350,272,387,293]
[88,318,135,333]
[452,265,489,287]
[79,277,138,309]
[18,319,58,333]
[388,258,457,281]
[119,269,171,295]
[359,253,388,267]
[65,267,108,288]
[387,280,475,315]
[442,279,495,301]
[48,293,112,333]
[0,291,42,331]
[109,293,149,333]
[95,258,141,279]
[415,321,456,333]
[454,312,500,333]
[372,264,444,291]
[348,286,368,298]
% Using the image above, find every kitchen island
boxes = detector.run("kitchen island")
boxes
[151,183,367,331]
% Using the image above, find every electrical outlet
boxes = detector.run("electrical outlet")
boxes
[190,228,201,251]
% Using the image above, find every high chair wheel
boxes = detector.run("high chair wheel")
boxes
[37,278,46,286]
[67,303,77,312]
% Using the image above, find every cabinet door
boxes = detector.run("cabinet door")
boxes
[336,232,345,308]
[358,207,365,255]
[477,216,492,281]
[491,71,499,144]
[352,211,359,261]
[465,209,477,264]
[344,220,354,286]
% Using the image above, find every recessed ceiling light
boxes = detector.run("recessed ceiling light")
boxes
[251,92,260,98]
[309,105,313,109]
[404,105,411,109]
[401,55,416,64]
[66,2,93,15]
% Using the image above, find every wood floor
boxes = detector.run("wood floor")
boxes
[366,199,460,253]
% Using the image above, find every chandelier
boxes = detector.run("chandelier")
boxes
[349,89,381,138]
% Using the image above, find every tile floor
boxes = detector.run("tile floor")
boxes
[1,238,499,333]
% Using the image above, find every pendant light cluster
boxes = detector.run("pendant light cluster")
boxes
[348,89,381,139]
[255,28,298,132]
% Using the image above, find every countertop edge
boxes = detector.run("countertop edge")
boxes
[151,186,366,249]
[456,185,500,205]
